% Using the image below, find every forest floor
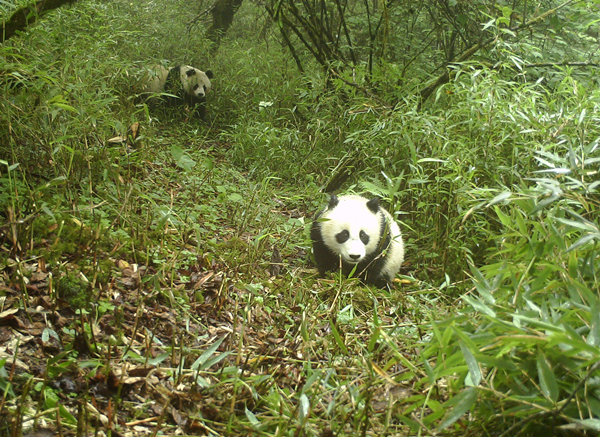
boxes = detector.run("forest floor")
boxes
[1,123,433,436]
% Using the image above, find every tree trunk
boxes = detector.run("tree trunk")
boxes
[206,0,244,46]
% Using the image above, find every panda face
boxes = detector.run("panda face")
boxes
[141,65,214,119]
[311,193,405,288]
[320,195,382,264]
[180,66,213,99]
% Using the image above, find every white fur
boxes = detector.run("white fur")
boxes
[380,219,404,280]
[143,65,169,94]
[319,194,404,283]
[320,195,378,263]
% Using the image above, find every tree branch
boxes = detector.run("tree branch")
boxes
[412,0,578,110]
[329,67,392,108]
[1,0,77,43]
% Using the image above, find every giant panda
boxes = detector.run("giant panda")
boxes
[142,65,213,119]
[310,194,404,288]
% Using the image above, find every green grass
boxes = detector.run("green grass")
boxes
[1,0,600,436]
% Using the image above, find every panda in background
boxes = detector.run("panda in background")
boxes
[141,65,213,119]
[310,194,405,289]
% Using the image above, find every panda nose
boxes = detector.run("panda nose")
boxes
[349,254,361,261]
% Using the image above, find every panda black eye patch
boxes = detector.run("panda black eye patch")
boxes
[193,85,200,90]
[335,230,349,244]
[359,230,369,245]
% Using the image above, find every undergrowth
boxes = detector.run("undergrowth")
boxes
[1,0,600,436]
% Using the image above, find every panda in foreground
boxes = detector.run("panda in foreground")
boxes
[310,194,405,288]
[142,65,213,119]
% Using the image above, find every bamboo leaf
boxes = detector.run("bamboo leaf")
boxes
[201,350,233,369]
[368,327,380,352]
[330,320,349,355]
[573,419,600,431]
[191,336,226,370]
[301,370,322,394]
[556,217,597,231]
[567,234,599,252]
[487,191,511,207]
[462,295,496,317]
[245,407,260,427]
[459,340,481,386]
[469,264,495,304]
[436,387,478,431]
[494,205,512,228]
[588,300,600,347]
[537,352,559,403]
[299,394,310,422]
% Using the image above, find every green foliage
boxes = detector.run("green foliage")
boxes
[3,0,600,435]
[0,358,15,400]
[57,271,92,309]
[418,132,600,434]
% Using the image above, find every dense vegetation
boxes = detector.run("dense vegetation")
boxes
[1,0,600,435]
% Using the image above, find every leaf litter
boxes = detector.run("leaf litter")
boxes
[0,146,422,437]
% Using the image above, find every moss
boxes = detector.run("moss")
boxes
[95,259,113,285]
[57,271,93,310]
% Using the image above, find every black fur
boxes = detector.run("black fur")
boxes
[328,194,340,209]
[366,198,380,214]
[310,207,338,275]
[162,66,185,107]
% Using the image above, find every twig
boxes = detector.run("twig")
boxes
[557,361,600,417]
[414,0,579,109]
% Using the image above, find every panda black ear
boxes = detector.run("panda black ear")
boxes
[327,194,339,210]
[205,70,214,79]
[186,69,197,77]
[366,198,380,214]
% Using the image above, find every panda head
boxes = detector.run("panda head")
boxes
[320,194,383,264]
[179,65,213,100]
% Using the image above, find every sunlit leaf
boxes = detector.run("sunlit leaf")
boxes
[487,191,511,206]
[459,340,482,386]
[572,419,600,431]
[588,300,600,347]
[462,295,496,317]
[299,394,310,422]
[245,407,260,427]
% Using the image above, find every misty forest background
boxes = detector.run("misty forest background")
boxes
[1,0,600,435]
